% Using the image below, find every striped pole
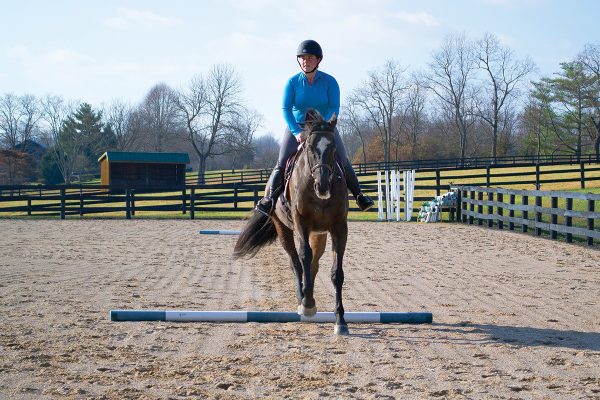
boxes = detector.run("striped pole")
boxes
[110,310,433,324]
[377,171,384,221]
[199,230,241,235]
[385,170,391,220]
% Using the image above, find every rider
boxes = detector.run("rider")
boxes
[256,39,374,215]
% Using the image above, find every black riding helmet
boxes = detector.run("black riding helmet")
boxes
[297,40,323,58]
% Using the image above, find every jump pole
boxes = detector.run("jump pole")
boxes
[110,310,433,324]
[199,230,241,235]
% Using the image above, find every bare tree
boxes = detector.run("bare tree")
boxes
[344,94,370,164]
[176,65,243,184]
[475,33,535,163]
[391,105,409,162]
[402,79,428,160]
[252,134,279,169]
[578,43,600,160]
[424,33,477,164]
[225,107,262,169]
[140,83,180,152]
[105,99,142,151]
[39,95,79,183]
[0,93,40,152]
[352,59,408,164]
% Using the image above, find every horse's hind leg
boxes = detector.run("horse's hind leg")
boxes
[331,223,349,335]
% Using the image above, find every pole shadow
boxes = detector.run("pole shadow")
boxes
[348,322,600,352]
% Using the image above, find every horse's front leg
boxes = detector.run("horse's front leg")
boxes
[277,225,304,306]
[297,230,317,317]
[331,223,348,335]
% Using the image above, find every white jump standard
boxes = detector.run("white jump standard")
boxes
[110,310,433,324]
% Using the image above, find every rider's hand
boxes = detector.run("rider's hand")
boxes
[295,134,304,143]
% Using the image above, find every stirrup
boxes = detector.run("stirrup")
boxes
[356,193,374,211]
[256,197,274,217]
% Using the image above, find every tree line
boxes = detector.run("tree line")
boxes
[0,64,266,185]
[1,32,598,185]
[341,33,599,167]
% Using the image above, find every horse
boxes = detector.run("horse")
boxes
[233,109,350,335]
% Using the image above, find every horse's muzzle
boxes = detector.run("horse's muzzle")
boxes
[314,182,331,200]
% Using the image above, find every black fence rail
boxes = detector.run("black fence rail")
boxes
[353,153,600,175]
[44,154,598,187]
[456,186,600,246]
[0,183,268,219]
[2,162,599,219]
[201,154,600,182]
[189,168,272,185]
[358,162,600,206]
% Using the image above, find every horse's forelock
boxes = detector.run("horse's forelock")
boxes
[305,108,323,124]
[307,122,334,137]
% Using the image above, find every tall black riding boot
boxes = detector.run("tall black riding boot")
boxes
[343,162,374,211]
[256,166,284,216]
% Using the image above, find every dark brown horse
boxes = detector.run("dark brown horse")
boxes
[233,109,350,335]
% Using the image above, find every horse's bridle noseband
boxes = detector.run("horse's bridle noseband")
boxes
[305,125,336,182]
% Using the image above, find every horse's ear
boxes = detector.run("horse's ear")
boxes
[328,113,337,129]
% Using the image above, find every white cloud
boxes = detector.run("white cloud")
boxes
[395,11,439,27]
[104,7,181,30]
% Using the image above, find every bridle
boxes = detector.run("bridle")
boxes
[305,123,336,183]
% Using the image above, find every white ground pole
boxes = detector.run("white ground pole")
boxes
[110,310,433,324]
[199,230,241,235]
[377,171,384,221]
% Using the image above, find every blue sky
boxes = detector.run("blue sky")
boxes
[1,0,598,138]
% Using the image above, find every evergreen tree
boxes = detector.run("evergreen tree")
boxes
[530,62,596,161]
[39,150,63,184]
[61,103,113,170]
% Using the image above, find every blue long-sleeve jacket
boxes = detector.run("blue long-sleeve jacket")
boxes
[282,70,340,136]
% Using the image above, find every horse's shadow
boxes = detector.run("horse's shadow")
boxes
[350,322,600,352]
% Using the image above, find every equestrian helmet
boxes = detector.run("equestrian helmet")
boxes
[296,40,323,59]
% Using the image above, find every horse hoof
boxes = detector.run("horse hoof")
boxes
[334,324,349,336]
[297,305,318,317]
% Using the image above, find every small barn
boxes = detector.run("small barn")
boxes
[98,151,190,188]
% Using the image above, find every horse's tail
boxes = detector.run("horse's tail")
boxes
[233,210,277,259]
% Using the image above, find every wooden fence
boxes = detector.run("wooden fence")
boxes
[51,154,599,186]
[1,162,599,219]
[456,186,600,246]
[354,153,600,174]
[0,183,265,219]
[191,168,272,185]
[191,154,599,184]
